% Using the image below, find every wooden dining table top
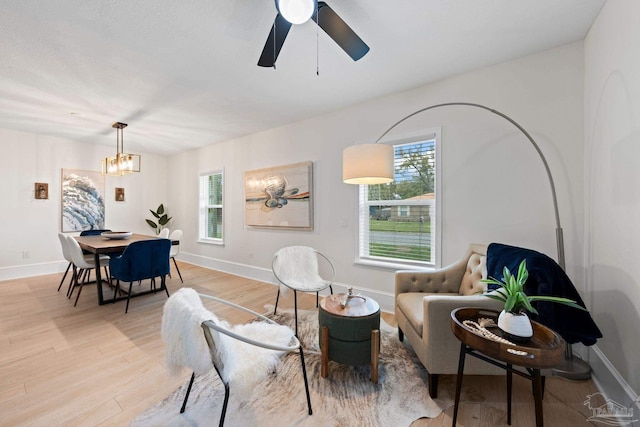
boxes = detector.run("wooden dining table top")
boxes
[75,233,176,254]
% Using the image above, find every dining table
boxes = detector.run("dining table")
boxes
[75,233,178,305]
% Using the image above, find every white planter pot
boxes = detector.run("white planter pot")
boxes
[498,310,533,342]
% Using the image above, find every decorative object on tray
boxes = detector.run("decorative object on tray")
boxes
[482,259,586,342]
[146,203,172,235]
[101,231,133,240]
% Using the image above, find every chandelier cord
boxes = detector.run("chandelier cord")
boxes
[316,1,319,76]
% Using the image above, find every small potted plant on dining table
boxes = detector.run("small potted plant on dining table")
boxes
[482,259,586,342]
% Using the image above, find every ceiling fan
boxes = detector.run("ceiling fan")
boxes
[258,0,370,67]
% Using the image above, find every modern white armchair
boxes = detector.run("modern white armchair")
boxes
[395,243,503,397]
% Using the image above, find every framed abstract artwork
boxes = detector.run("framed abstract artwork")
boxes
[61,169,105,232]
[244,161,313,230]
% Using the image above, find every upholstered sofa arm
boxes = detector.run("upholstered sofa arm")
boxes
[395,257,468,295]
[423,293,504,341]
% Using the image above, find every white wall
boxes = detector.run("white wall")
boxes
[584,0,640,408]
[169,42,585,311]
[0,128,169,279]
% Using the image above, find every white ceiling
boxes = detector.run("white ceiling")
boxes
[0,0,605,155]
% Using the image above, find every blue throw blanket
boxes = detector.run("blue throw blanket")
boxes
[487,243,602,346]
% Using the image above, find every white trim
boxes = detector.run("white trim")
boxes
[588,344,640,412]
[0,261,68,281]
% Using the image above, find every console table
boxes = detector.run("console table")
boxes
[450,307,565,427]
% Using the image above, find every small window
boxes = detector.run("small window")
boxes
[358,135,438,267]
[199,171,223,244]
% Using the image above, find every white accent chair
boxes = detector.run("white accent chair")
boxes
[395,243,503,397]
[57,233,74,293]
[168,229,183,283]
[159,228,170,238]
[161,288,312,426]
[272,246,334,336]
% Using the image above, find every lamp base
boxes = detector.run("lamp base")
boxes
[552,355,592,380]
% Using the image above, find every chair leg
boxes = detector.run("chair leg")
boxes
[293,290,299,337]
[398,327,404,341]
[172,257,183,283]
[299,347,313,415]
[180,372,196,414]
[57,262,72,292]
[219,382,230,427]
[163,275,170,298]
[67,266,79,298]
[329,285,333,295]
[125,282,133,313]
[274,287,281,315]
[428,373,439,398]
[73,271,87,307]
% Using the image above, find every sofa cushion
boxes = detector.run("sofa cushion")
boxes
[459,253,487,296]
[396,292,458,336]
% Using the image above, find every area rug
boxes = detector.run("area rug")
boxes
[132,307,453,427]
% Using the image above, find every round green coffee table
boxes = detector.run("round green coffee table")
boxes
[318,289,381,383]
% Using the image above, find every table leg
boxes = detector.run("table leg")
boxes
[452,342,467,427]
[321,325,329,378]
[93,253,105,305]
[371,329,379,384]
[507,363,513,425]
[532,369,544,427]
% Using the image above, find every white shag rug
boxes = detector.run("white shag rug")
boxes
[133,307,454,427]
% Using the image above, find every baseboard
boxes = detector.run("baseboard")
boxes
[0,261,66,281]
[179,252,396,313]
[587,344,640,418]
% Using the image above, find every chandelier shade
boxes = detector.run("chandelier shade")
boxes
[101,122,141,176]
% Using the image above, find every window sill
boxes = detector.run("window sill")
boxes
[197,238,224,246]
[354,258,435,272]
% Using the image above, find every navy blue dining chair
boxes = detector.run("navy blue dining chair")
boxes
[109,239,172,313]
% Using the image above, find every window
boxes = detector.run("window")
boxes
[358,135,438,267]
[199,171,223,244]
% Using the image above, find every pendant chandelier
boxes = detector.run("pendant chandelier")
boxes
[101,122,141,176]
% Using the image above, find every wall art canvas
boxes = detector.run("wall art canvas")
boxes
[61,169,105,232]
[244,161,313,230]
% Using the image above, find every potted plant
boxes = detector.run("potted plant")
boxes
[146,203,172,235]
[482,259,586,342]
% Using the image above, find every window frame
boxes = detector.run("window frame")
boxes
[355,129,442,270]
[198,169,224,245]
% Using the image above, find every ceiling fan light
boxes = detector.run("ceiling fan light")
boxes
[276,0,316,25]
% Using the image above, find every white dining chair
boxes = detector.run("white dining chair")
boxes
[159,228,170,238]
[169,229,183,283]
[64,234,110,307]
[57,233,74,293]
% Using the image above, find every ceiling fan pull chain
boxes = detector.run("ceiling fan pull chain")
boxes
[316,2,319,76]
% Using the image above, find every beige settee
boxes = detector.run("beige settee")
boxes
[395,243,504,397]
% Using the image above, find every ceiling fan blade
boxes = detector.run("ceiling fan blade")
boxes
[258,13,293,67]
[313,2,369,61]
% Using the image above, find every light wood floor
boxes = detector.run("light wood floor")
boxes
[0,262,598,426]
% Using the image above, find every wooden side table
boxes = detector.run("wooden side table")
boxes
[450,307,565,427]
[319,291,380,383]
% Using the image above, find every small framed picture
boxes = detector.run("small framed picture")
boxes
[115,187,125,202]
[35,183,48,199]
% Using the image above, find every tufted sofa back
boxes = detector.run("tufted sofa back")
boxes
[459,249,487,296]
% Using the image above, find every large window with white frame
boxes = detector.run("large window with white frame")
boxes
[358,134,439,267]
[199,170,223,244]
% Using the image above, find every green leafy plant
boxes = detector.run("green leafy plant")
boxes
[482,259,586,315]
[146,203,172,235]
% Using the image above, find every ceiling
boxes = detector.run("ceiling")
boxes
[0,0,605,155]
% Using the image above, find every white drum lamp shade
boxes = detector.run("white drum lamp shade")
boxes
[342,143,394,185]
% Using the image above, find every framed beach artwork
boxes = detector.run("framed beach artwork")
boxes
[244,161,313,230]
[61,169,105,232]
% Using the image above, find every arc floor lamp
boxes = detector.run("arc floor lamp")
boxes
[342,102,591,380]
